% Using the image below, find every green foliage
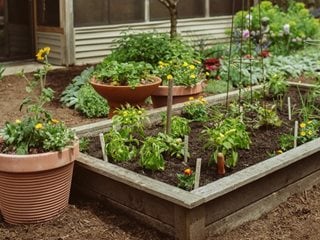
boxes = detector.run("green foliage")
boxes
[153,59,203,86]
[254,104,282,128]
[157,133,185,159]
[60,67,94,108]
[204,118,250,168]
[93,60,154,88]
[108,31,197,65]
[76,84,109,118]
[79,137,90,153]
[298,120,320,144]
[278,133,295,152]
[0,47,76,154]
[139,135,167,171]
[164,115,191,138]
[177,168,195,191]
[265,73,288,97]
[204,80,233,95]
[182,96,209,122]
[0,64,5,80]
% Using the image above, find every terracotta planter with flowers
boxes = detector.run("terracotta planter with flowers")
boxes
[90,60,162,117]
[0,141,79,224]
[0,47,79,224]
[151,60,204,108]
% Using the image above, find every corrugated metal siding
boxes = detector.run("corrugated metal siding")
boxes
[35,32,65,65]
[74,16,232,65]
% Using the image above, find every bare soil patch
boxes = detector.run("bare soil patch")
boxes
[1,67,320,239]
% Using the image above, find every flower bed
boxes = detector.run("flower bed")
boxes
[72,83,320,240]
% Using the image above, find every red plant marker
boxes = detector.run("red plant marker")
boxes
[217,152,225,175]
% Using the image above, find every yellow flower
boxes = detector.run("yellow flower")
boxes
[300,122,306,128]
[276,150,283,154]
[190,74,196,79]
[167,74,173,80]
[308,130,313,136]
[43,47,51,55]
[300,131,306,137]
[35,123,43,129]
[158,61,164,65]
[205,72,210,76]
[183,62,189,67]
[51,119,59,124]
[36,47,50,61]
[189,65,195,70]
[184,168,192,176]
[138,110,143,115]
[15,119,21,124]
[189,97,194,101]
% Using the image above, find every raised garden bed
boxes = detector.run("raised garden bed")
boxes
[72,84,320,240]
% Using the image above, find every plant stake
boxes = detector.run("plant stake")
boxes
[217,152,226,175]
[294,121,298,148]
[99,133,108,162]
[166,79,173,135]
[288,97,291,121]
[184,135,189,163]
[194,158,202,189]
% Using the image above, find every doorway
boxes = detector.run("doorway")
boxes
[0,0,34,62]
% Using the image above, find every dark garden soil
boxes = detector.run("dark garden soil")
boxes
[1,67,320,239]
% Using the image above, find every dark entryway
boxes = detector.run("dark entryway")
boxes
[0,0,34,62]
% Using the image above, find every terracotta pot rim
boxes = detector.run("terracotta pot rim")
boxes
[90,76,162,88]
[0,141,80,173]
[152,80,204,96]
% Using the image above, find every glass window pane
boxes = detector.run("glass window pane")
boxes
[210,0,253,16]
[73,0,144,27]
[150,0,205,21]
[37,0,60,27]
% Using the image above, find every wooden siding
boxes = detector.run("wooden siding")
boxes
[74,16,232,65]
[35,32,65,65]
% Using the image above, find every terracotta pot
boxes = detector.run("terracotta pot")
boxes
[151,81,204,108]
[90,76,162,117]
[0,142,79,224]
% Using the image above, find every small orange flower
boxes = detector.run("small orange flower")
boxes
[184,168,192,176]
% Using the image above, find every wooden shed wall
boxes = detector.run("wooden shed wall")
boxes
[74,16,232,65]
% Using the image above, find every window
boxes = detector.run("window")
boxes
[73,0,144,27]
[37,0,60,27]
[210,0,253,16]
[150,0,205,21]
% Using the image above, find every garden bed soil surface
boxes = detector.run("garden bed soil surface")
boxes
[1,67,320,239]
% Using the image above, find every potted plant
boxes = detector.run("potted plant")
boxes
[0,47,79,224]
[151,59,205,108]
[90,60,162,117]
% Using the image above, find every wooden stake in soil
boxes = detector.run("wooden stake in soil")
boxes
[184,135,189,163]
[166,79,174,135]
[294,121,299,148]
[288,97,292,121]
[194,158,202,189]
[217,152,226,175]
[99,133,108,162]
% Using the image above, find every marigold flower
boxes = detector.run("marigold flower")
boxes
[167,74,173,80]
[183,62,188,67]
[190,74,196,79]
[35,123,43,129]
[308,130,313,136]
[300,122,306,128]
[300,131,306,137]
[184,168,192,176]
[189,65,195,70]
[189,97,194,101]
[15,119,21,124]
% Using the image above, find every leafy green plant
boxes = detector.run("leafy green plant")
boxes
[182,96,209,122]
[0,47,76,154]
[154,59,203,86]
[204,118,250,168]
[139,135,167,171]
[265,73,288,97]
[279,133,295,152]
[60,67,94,107]
[157,133,185,159]
[164,115,190,138]
[298,120,320,144]
[76,84,109,118]
[254,104,282,128]
[204,80,233,95]
[93,60,155,89]
[108,31,197,65]
[177,168,195,191]
[79,137,90,153]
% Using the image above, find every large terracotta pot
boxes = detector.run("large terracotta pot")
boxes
[90,76,162,117]
[151,81,204,108]
[0,142,79,224]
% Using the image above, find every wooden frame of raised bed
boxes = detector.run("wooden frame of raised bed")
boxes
[72,84,320,240]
